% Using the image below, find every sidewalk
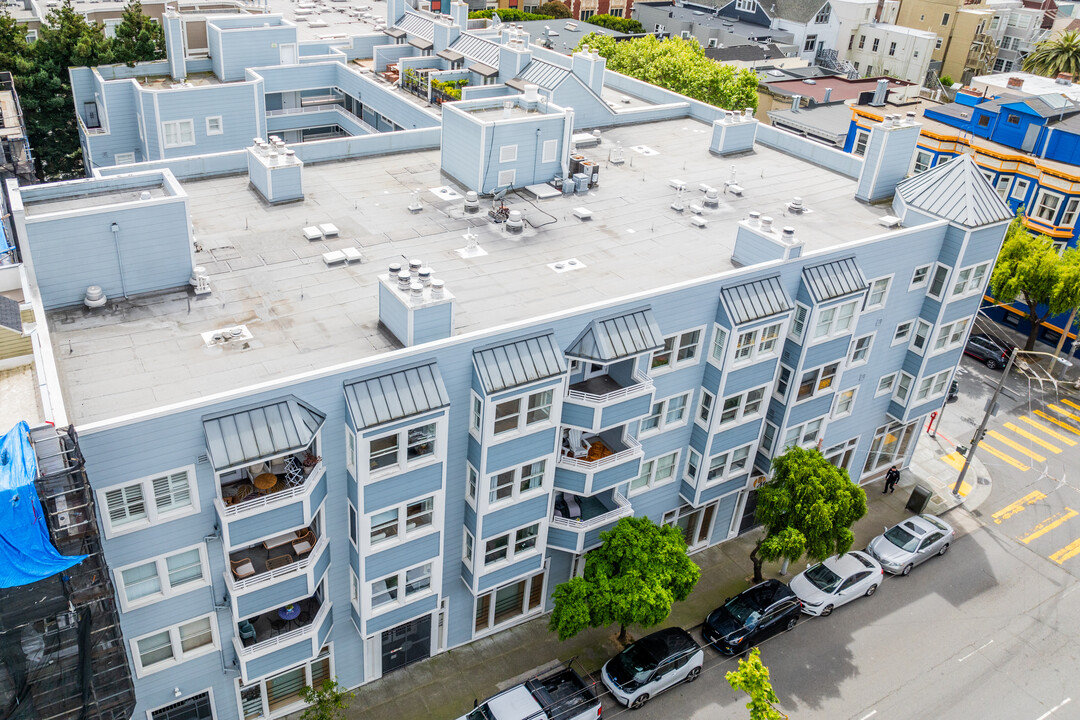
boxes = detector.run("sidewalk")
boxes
[341,431,984,720]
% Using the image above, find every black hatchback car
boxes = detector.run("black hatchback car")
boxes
[964,333,1014,369]
[702,579,802,655]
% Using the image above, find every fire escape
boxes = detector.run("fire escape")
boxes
[965,32,998,79]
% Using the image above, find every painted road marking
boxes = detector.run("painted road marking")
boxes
[992,490,1047,524]
[1020,416,1077,445]
[857,712,877,720]
[941,451,966,471]
[1061,398,1080,412]
[1050,539,1080,565]
[1048,404,1080,423]
[1004,422,1063,453]
[1035,698,1071,720]
[1018,508,1079,544]
[1033,410,1080,436]
[986,430,1047,462]
[979,442,1031,471]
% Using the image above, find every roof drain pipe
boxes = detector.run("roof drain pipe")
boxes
[111,221,128,299]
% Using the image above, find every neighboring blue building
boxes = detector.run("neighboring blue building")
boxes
[3,9,1013,720]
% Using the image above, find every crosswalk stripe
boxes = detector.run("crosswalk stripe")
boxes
[992,490,1046,523]
[940,451,966,471]
[1049,404,1080,423]
[1018,508,1079,544]
[1004,422,1063,453]
[1061,398,1080,412]
[1020,416,1078,446]
[1033,410,1080,436]
[1050,538,1080,565]
[979,442,1031,471]
[986,430,1047,461]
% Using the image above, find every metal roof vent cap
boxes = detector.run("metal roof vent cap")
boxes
[464,191,480,213]
[84,285,107,309]
[760,215,773,232]
[388,261,402,276]
[140,190,152,200]
[781,226,796,243]
[418,267,432,285]
[409,258,422,277]
[906,111,917,122]
[506,210,524,233]
[748,210,761,226]
[787,197,804,213]
[409,282,424,303]
[430,279,445,299]
[397,271,412,290]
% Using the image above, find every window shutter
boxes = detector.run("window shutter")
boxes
[106,485,145,526]
[153,471,191,513]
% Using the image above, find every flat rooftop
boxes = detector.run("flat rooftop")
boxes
[46,118,893,424]
[274,0,390,42]
[23,183,168,217]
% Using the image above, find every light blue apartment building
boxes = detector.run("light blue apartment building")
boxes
[0,7,1014,720]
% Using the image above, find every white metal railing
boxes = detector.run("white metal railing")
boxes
[550,490,632,531]
[227,535,328,592]
[222,462,324,517]
[265,104,379,135]
[238,601,331,657]
[565,370,654,404]
[558,433,643,471]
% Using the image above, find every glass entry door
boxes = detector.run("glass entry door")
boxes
[381,614,432,675]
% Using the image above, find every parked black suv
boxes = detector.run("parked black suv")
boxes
[702,579,802,655]
[963,333,1014,370]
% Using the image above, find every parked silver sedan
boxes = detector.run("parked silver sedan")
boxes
[867,514,955,576]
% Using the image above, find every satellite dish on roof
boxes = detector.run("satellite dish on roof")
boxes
[494,188,508,201]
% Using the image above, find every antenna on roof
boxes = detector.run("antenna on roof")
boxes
[493,188,507,201]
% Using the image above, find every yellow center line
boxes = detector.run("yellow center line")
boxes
[1019,416,1078,446]
[1049,403,1080,423]
[1003,422,1063,453]
[1033,409,1080,436]
[1061,398,1080,412]
[979,442,1031,472]
[992,490,1046,523]
[940,451,966,471]
[985,430,1048,462]
[1050,538,1080,565]
[1018,508,1079,544]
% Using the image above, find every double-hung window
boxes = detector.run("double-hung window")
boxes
[926,265,949,299]
[866,277,891,309]
[651,329,703,372]
[812,300,858,340]
[1062,197,1080,228]
[710,325,729,367]
[910,264,930,289]
[484,523,540,566]
[782,418,825,450]
[893,321,913,345]
[893,372,914,402]
[933,318,969,352]
[1033,190,1062,222]
[132,614,217,677]
[686,449,702,480]
[848,334,873,365]
[630,452,679,494]
[488,460,547,504]
[161,119,195,148]
[1011,178,1030,201]
[371,561,434,612]
[639,392,691,436]
[832,387,857,418]
[734,322,783,364]
[853,131,870,157]
[470,394,483,436]
[718,386,766,425]
[796,362,840,401]
[100,467,197,537]
[117,545,208,610]
[697,390,715,426]
[370,496,435,546]
[790,304,809,341]
[876,372,898,396]
[760,421,779,455]
[493,389,553,436]
[775,365,793,401]
[951,263,989,297]
[910,319,932,352]
[706,445,752,483]
[369,422,437,474]
[915,370,951,402]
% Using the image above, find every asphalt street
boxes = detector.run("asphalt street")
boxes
[616,353,1080,720]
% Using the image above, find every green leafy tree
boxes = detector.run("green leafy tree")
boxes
[468,8,555,21]
[585,14,645,33]
[938,74,953,87]
[299,679,354,720]
[575,32,759,111]
[990,214,1080,351]
[538,1,573,19]
[548,516,700,645]
[749,447,867,583]
[1023,30,1080,78]
[112,0,166,66]
[726,648,785,720]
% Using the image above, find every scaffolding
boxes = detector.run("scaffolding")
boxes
[0,425,136,720]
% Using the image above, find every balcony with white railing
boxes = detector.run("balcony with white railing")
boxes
[555,428,644,496]
[562,369,654,432]
[214,458,328,550]
[233,598,333,683]
[548,489,634,554]
[566,370,653,404]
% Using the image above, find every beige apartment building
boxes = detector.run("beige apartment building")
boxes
[895,0,997,81]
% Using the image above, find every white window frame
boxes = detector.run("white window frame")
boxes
[638,392,691,437]
[487,458,548,506]
[951,262,990,298]
[463,528,475,568]
[366,419,440,478]
[465,462,478,507]
[492,387,555,438]
[814,2,830,23]
[114,543,210,612]
[473,569,546,636]
[345,427,356,476]
[910,264,931,289]
[736,0,755,10]
[349,568,361,614]
[629,451,680,495]
[926,264,950,300]
[760,421,779,456]
[686,448,702,481]
[205,116,223,136]
[161,119,196,149]
[1033,190,1063,222]
[853,130,870,157]
[995,175,1012,199]
[865,276,892,309]
[781,417,826,451]
[790,304,810,341]
[803,34,817,52]
[98,465,199,538]
[795,361,840,402]
[368,494,438,547]
[774,364,793,401]
[910,319,933,354]
[893,372,915,403]
[848,333,873,366]
[892,320,913,346]
[811,300,859,341]
[348,501,358,548]
[914,369,952,403]
[705,444,753,485]
[130,613,219,678]
[876,372,898,397]
[370,559,436,614]
[709,324,729,369]
[932,318,970,354]
[696,389,715,428]
[1061,197,1080,228]
[832,387,857,418]
[649,327,705,374]
[718,385,768,426]
[732,321,783,365]
[1011,177,1030,201]
[483,521,541,568]
[469,392,483,439]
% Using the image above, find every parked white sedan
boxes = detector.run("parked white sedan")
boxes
[789,551,884,617]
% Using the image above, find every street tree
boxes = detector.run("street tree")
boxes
[112,0,166,66]
[726,647,785,720]
[538,1,573,18]
[468,8,555,21]
[990,214,1080,351]
[299,679,354,720]
[585,14,645,33]
[1023,30,1080,78]
[575,32,759,111]
[749,446,867,583]
[548,516,700,645]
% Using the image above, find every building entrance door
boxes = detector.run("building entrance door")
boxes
[381,615,431,675]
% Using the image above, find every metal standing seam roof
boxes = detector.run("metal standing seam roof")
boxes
[473,333,566,394]
[342,362,450,431]
[0,296,21,333]
[450,33,501,67]
[801,257,868,302]
[515,60,571,90]
[895,154,1013,228]
[395,12,434,40]
[202,395,326,471]
[565,308,664,363]
[720,276,792,325]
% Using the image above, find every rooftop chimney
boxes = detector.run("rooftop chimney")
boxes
[571,45,606,96]
[870,78,889,107]
[1056,72,1073,85]
[709,108,758,155]
[378,258,456,346]
[1006,76,1024,90]
[823,87,832,103]
[855,113,922,203]
[731,214,803,265]
[246,139,303,204]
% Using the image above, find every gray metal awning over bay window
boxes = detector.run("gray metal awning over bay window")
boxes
[801,257,867,303]
[720,275,792,325]
[408,37,433,50]
[565,308,664,363]
[343,362,450,431]
[383,28,407,39]
[468,62,498,77]
[473,332,565,394]
[437,48,464,63]
[202,395,326,471]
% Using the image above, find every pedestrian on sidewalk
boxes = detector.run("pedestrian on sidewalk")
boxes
[884,466,900,494]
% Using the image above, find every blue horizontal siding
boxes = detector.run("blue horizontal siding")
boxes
[364,532,441,581]
[478,553,543,591]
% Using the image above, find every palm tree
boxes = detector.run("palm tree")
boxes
[1022,30,1080,78]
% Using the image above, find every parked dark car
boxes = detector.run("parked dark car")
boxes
[702,579,802,655]
[963,333,1014,369]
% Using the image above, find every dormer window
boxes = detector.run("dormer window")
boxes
[736,0,755,11]
[815,2,831,23]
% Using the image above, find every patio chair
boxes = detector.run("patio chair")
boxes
[238,620,256,642]
[284,456,305,488]
[265,554,294,571]
[562,493,582,520]
[231,557,256,579]
[292,530,315,556]
[234,484,254,503]
[564,429,592,459]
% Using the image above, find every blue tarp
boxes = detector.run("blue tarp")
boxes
[0,422,86,588]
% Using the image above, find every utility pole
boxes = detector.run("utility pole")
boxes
[953,347,1018,497]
